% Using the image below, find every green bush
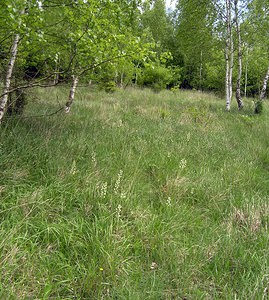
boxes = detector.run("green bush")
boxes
[140,64,173,91]
[103,81,117,93]
[254,100,263,114]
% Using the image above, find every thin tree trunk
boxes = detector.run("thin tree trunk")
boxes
[254,62,269,114]
[225,43,231,111]
[120,72,124,88]
[234,0,243,110]
[229,29,234,108]
[135,71,138,86]
[134,63,140,86]
[199,50,203,90]
[65,75,79,113]
[244,48,248,97]
[0,34,20,122]
[114,70,118,85]
[54,55,59,85]
[260,64,269,100]
[225,0,233,111]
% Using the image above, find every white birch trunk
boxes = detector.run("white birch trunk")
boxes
[54,55,59,85]
[229,30,234,108]
[225,43,231,111]
[225,0,233,111]
[244,48,248,97]
[234,0,243,110]
[254,60,269,113]
[65,75,79,113]
[260,63,269,100]
[0,34,20,122]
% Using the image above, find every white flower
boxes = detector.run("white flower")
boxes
[179,158,187,169]
[186,132,191,143]
[70,160,77,174]
[116,204,122,218]
[100,182,108,198]
[114,170,123,194]
[120,192,127,199]
[166,197,172,206]
[91,151,97,166]
[150,262,158,270]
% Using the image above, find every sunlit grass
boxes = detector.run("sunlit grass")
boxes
[0,87,269,299]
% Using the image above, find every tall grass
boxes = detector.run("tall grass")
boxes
[1,87,269,299]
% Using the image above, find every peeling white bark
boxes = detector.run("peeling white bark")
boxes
[229,31,234,109]
[54,55,60,85]
[0,34,20,122]
[225,0,233,111]
[260,63,269,101]
[65,75,79,113]
[234,0,243,110]
[225,43,231,111]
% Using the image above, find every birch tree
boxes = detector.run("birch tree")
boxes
[59,0,153,112]
[260,62,269,100]
[0,34,21,122]
[250,0,269,113]
[254,53,269,113]
[0,2,26,122]
[234,0,244,109]
[224,0,234,111]
[0,0,46,121]
[0,0,152,117]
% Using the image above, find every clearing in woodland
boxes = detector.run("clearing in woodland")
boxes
[0,87,269,299]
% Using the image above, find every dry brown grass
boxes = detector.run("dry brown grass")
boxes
[227,202,269,234]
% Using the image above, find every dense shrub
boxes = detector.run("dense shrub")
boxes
[139,64,173,91]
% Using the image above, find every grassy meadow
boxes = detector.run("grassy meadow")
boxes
[1,86,269,299]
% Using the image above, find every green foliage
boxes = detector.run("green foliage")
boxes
[175,0,216,89]
[254,100,263,114]
[141,0,169,51]
[0,0,153,96]
[103,81,117,93]
[139,64,173,91]
[204,59,225,93]
[1,0,269,117]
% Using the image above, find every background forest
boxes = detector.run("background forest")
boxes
[1,0,269,118]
